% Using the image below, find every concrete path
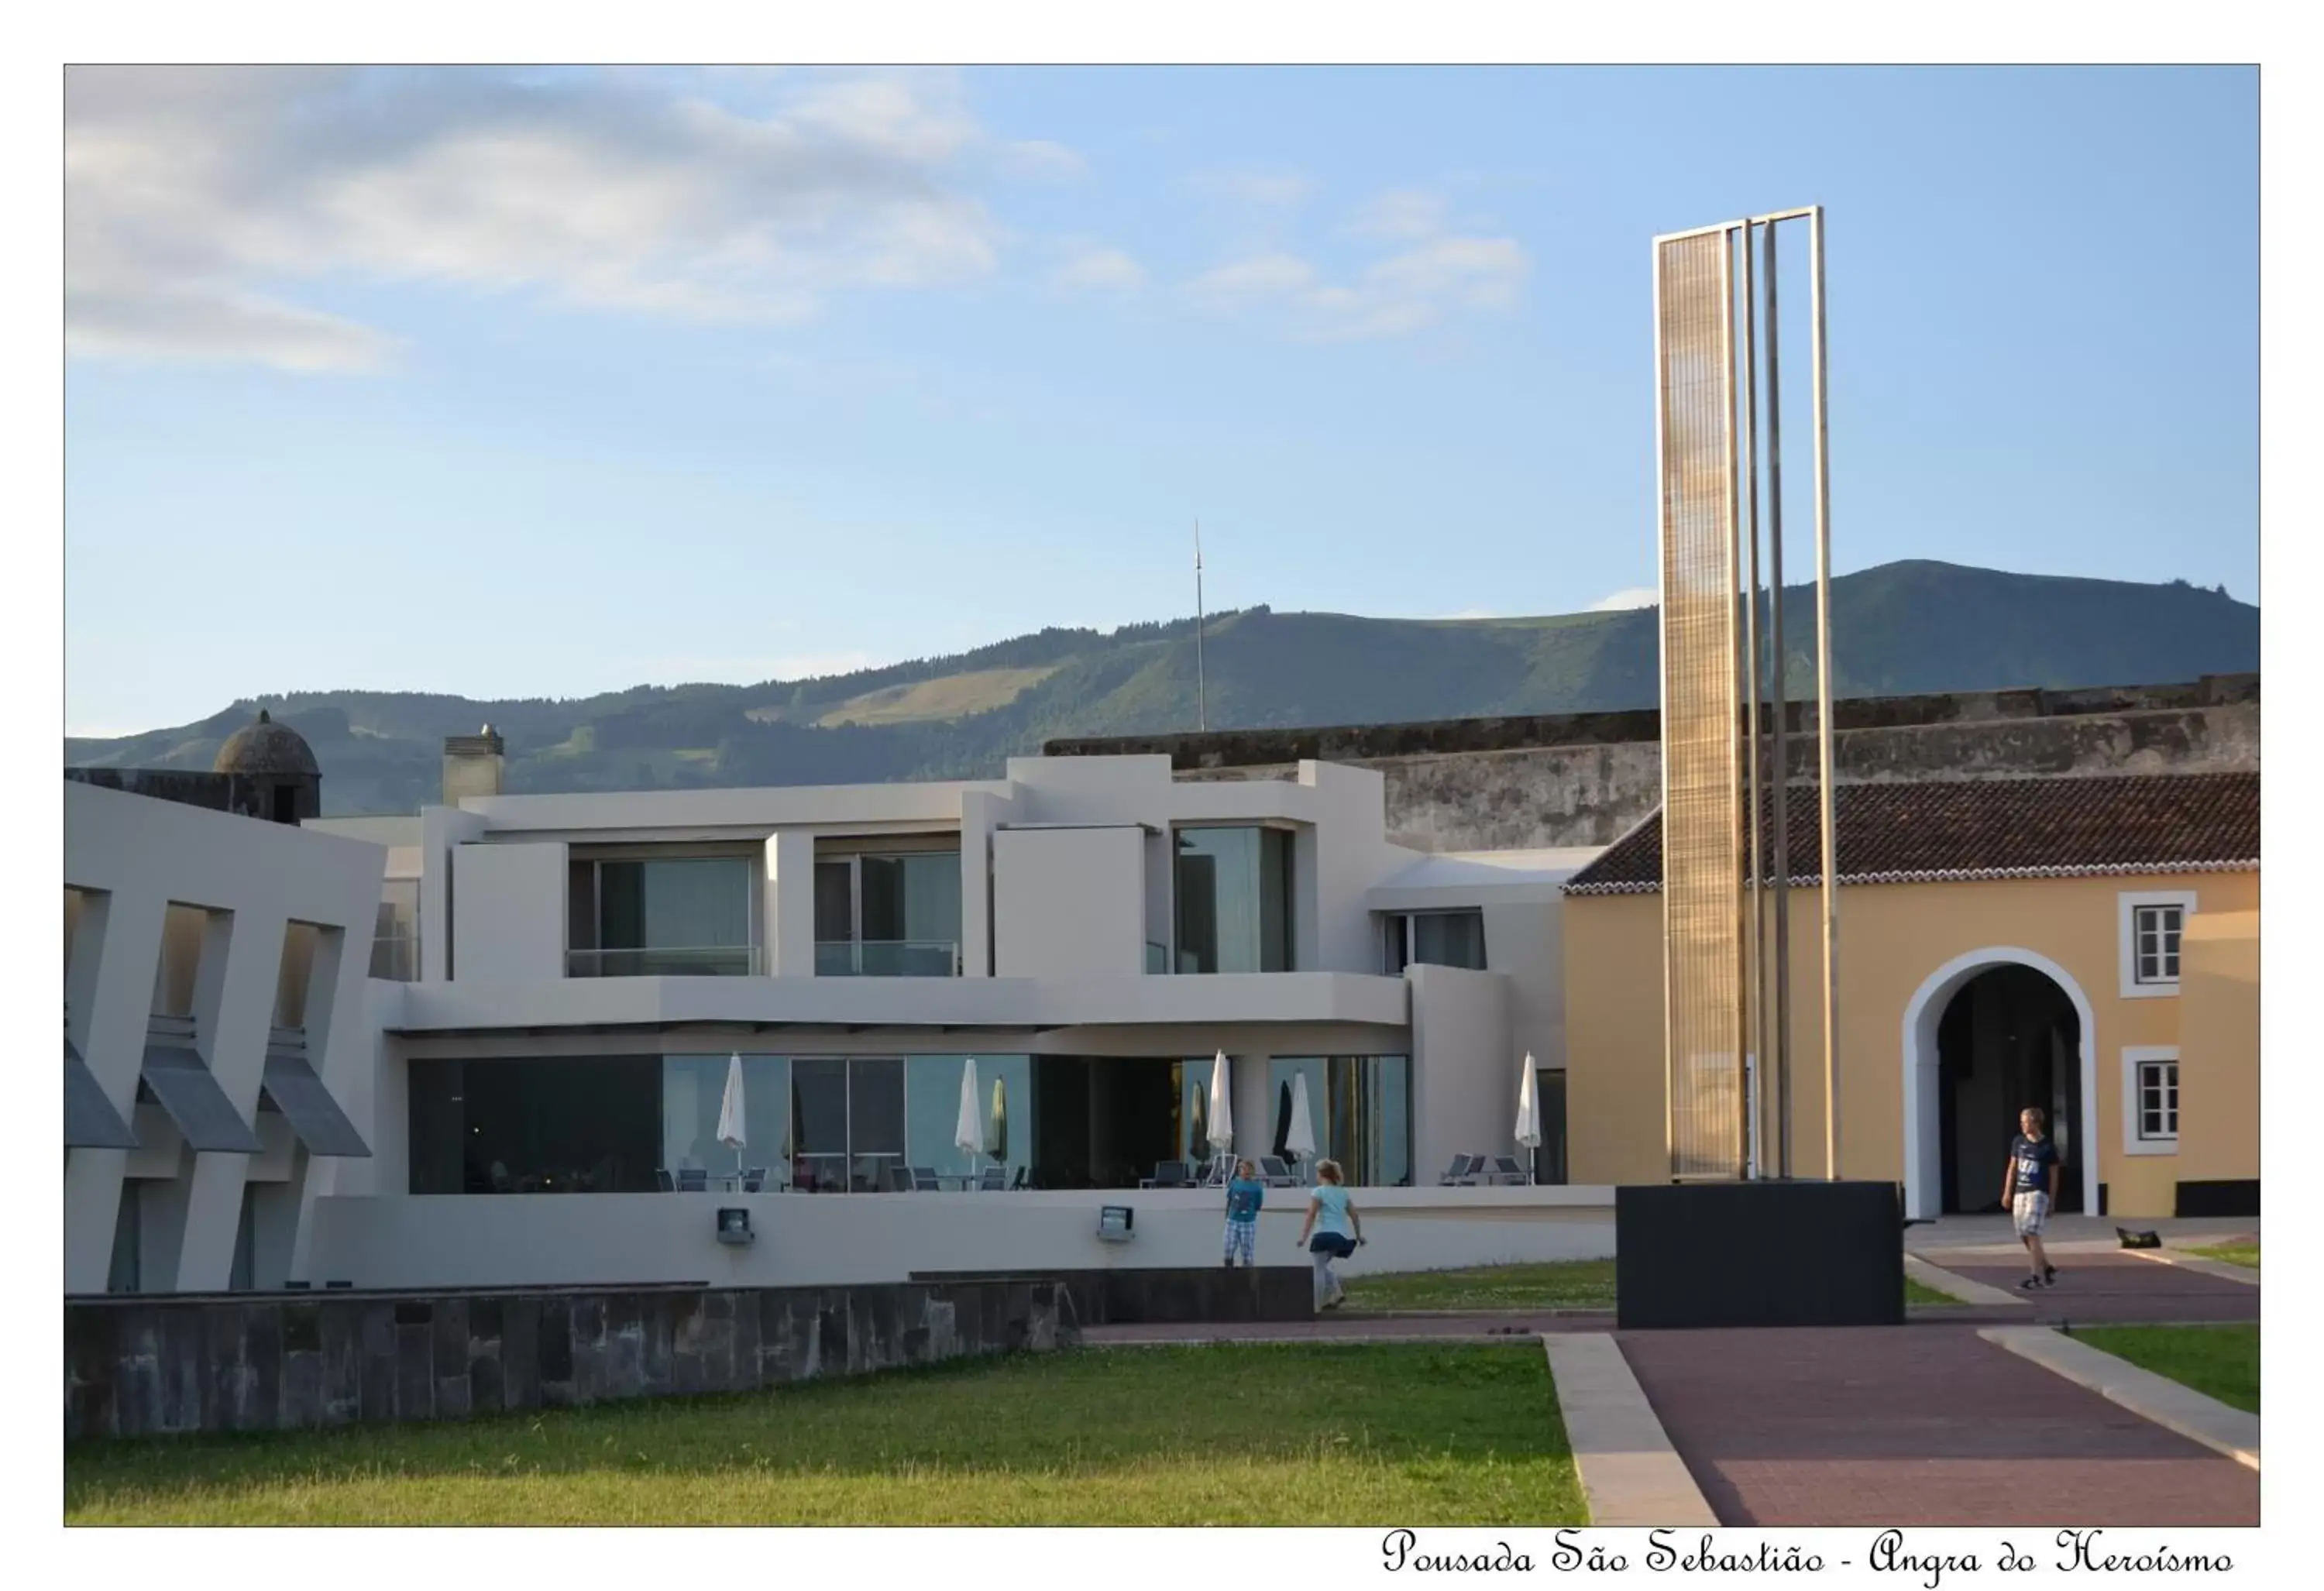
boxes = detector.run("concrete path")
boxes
[1981,1325,2259,1470]
[1618,1324,2257,1526]
[1920,1252,2258,1325]
[2130,1249,2260,1287]
[1905,1254,2028,1308]
[1083,1312,1608,1345]
[1542,1334,1717,1527]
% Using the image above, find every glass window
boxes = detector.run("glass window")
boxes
[1175,826,1293,974]
[108,1182,140,1294]
[151,902,210,1019]
[1532,1070,1569,1186]
[1264,1056,1411,1186]
[371,880,420,981]
[1176,1055,1216,1163]
[849,1057,906,1191]
[820,854,962,975]
[1394,910,1488,972]
[2133,905,2185,985]
[791,1057,850,1192]
[230,1184,256,1291]
[903,1056,1033,1185]
[406,1056,662,1194]
[583,857,754,975]
[662,1055,790,1184]
[814,862,854,944]
[2137,1059,2180,1142]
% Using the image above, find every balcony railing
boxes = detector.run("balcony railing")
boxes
[567,945,765,978]
[815,940,961,978]
[370,933,421,982]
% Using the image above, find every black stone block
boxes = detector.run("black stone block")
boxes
[394,1324,435,1417]
[1615,1180,1905,1330]
[282,1349,324,1429]
[283,1301,321,1356]
[431,1297,469,1383]
[536,1299,572,1383]
[501,1297,541,1411]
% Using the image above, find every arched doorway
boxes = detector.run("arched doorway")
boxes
[1935,967,2082,1215]
[1901,948,2099,1220]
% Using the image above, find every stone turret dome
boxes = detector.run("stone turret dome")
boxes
[212,710,320,777]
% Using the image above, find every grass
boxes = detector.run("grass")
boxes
[2189,1241,2259,1270]
[2072,1325,2259,1414]
[1343,1260,1615,1311]
[1342,1259,1957,1311]
[64,1342,1581,1527]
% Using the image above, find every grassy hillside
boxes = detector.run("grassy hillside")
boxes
[65,562,2257,815]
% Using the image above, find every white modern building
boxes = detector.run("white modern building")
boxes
[68,730,1614,1295]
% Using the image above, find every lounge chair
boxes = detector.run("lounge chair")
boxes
[978,1167,1007,1191]
[1152,1161,1191,1188]
[1011,1165,1030,1190]
[909,1167,941,1191]
[1484,1155,1529,1185]
[676,1167,709,1193]
[1437,1154,1483,1186]
[1259,1156,1299,1187]
[741,1167,768,1193]
[655,1168,676,1192]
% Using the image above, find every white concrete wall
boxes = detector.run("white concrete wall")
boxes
[451,840,567,981]
[1408,963,1515,1182]
[992,826,1147,978]
[958,788,1020,978]
[64,782,385,1294]
[762,830,816,977]
[418,805,487,983]
[309,1184,1614,1290]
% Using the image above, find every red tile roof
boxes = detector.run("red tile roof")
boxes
[1561,772,2259,895]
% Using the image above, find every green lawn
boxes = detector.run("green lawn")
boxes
[2190,1241,2260,1270]
[2074,1325,2260,1414]
[1342,1259,1952,1311]
[1343,1260,1616,1311]
[64,1343,1582,1526]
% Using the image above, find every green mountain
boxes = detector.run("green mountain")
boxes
[66,561,2257,816]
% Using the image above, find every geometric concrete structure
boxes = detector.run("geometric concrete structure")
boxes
[64,779,382,1294]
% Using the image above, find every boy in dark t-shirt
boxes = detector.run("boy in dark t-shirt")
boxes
[2003,1106,2061,1290]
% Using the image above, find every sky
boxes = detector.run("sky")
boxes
[63,65,2259,739]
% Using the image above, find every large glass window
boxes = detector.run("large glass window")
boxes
[570,855,755,976]
[1386,910,1488,973]
[1532,1069,1569,1186]
[902,1056,1033,1186]
[407,1057,662,1193]
[817,853,962,975]
[1266,1056,1411,1186]
[370,879,420,981]
[788,1057,909,1191]
[662,1055,790,1185]
[1174,826,1293,974]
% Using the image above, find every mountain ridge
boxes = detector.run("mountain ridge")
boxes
[67,560,2257,816]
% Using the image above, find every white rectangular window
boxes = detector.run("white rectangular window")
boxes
[2136,1058,2179,1143]
[2120,1046,2180,1156]
[2118,890,2197,998]
[2132,904,2184,986]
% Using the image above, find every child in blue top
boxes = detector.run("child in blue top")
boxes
[1294,1160,1365,1309]
[1223,1160,1265,1268]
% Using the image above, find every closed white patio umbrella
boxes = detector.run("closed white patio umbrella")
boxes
[1515,1053,1542,1185]
[1206,1050,1234,1182]
[954,1057,983,1184]
[716,1053,748,1184]
[1285,1070,1318,1180]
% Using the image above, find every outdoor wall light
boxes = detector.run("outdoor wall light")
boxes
[1096,1205,1134,1243]
[717,1207,755,1246]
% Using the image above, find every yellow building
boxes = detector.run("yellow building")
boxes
[1562,772,2257,1220]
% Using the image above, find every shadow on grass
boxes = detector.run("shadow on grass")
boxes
[67,1342,1581,1526]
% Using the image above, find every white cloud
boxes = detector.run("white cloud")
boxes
[1588,587,1659,612]
[1439,608,1500,620]
[1002,139,1088,180]
[1191,168,1312,209]
[1183,233,1529,343]
[1052,242,1146,292]
[1349,189,1447,242]
[65,67,1073,372]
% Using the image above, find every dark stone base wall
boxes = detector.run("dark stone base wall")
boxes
[1615,1180,1905,1330]
[2174,1179,2261,1218]
[65,1280,1074,1443]
[909,1266,1315,1325]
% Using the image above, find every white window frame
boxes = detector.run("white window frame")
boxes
[2119,1046,2180,1155]
[2116,889,2197,998]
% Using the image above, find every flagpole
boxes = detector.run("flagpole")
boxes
[1195,518,1208,734]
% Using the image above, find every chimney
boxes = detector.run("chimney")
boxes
[442,724,505,804]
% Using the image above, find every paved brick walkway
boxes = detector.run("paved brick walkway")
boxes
[1618,1325,2257,1526]
[1082,1312,1604,1345]
[1924,1251,2258,1325]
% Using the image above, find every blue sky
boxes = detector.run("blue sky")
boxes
[64,65,2257,737]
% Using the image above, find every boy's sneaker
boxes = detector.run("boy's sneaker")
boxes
[2044,1265,2058,1284]
[2017,1276,2044,1291]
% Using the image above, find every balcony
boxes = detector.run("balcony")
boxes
[816,940,961,978]
[567,945,765,978]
